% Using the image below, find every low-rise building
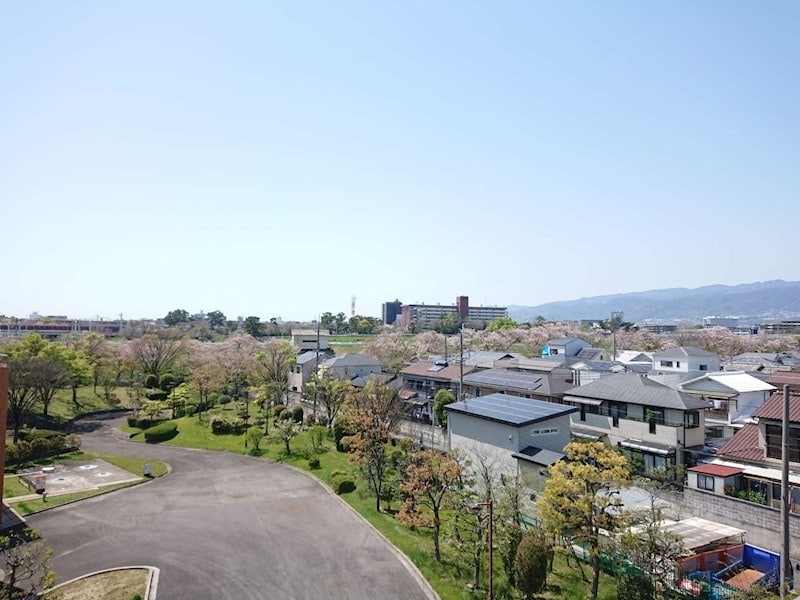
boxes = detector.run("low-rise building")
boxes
[446,394,577,491]
[400,360,476,400]
[290,329,330,352]
[462,368,572,403]
[652,347,721,375]
[562,373,710,475]
[288,349,334,393]
[542,337,592,358]
[319,353,382,381]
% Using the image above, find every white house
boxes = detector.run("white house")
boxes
[319,353,382,381]
[288,349,334,393]
[542,337,592,358]
[678,371,776,438]
[446,393,577,491]
[652,347,721,375]
[291,329,330,352]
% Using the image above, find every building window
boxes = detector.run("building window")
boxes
[699,364,708,371]
[684,411,700,428]
[531,428,558,436]
[697,475,715,491]
[766,424,800,462]
[551,348,559,355]
[676,361,681,368]
[580,404,586,422]
[660,360,673,368]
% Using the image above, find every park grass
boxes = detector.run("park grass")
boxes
[44,567,147,600]
[125,410,618,599]
[42,385,135,423]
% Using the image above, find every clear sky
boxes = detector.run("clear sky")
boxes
[1,2,798,321]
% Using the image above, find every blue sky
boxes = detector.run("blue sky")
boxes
[1,2,798,321]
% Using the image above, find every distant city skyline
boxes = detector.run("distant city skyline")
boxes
[2,3,798,321]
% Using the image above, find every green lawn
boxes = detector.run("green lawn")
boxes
[125,411,619,599]
[41,386,135,423]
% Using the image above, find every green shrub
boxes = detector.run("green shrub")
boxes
[126,415,141,428]
[333,419,353,452]
[184,405,197,417]
[219,394,232,405]
[159,373,178,392]
[273,404,286,418]
[308,457,321,470]
[616,572,655,600]
[19,429,62,442]
[514,531,550,599]
[279,410,293,421]
[332,475,356,495]
[144,374,159,389]
[145,390,168,401]
[144,422,178,443]
[210,416,245,434]
[131,595,143,600]
[292,406,304,423]
[330,469,346,480]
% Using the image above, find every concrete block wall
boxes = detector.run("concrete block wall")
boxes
[684,487,800,563]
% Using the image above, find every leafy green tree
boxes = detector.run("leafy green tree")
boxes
[243,316,262,337]
[30,356,71,418]
[487,316,519,331]
[247,427,265,454]
[433,388,454,427]
[514,530,551,599]
[6,356,38,442]
[164,309,190,326]
[437,312,460,334]
[272,418,300,455]
[0,530,57,599]
[538,442,630,600]
[616,572,655,600]
[130,332,186,378]
[498,521,523,587]
[206,310,226,329]
[306,373,351,428]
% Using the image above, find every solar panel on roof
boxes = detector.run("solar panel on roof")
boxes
[446,393,575,426]
[463,370,543,392]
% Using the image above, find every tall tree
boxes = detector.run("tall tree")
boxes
[163,309,190,326]
[433,389,455,428]
[30,356,71,418]
[305,373,351,428]
[243,316,262,337]
[363,332,415,376]
[129,332,185,378]
[0,530,57,599]
[6,356,38,442]
[206,310,226,329]
[343,380,404,512]
[254,340,295,406]
[538,442,630,600]
[398,449,464,561]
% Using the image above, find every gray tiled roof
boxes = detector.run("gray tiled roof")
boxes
[654,346,720,359]
[563,373,710,410]
[296,350,333,365]
[320,353,381,368]
[548,337,585,346]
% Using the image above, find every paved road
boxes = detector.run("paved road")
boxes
[29,414,433,600]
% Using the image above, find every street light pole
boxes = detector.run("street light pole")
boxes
[468,499,493,600]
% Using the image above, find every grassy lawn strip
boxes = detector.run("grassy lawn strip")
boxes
[12,482,138,515]
[128,415,617,599]
[45,568,147,600]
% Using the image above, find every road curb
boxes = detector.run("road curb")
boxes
[44,565,159,599]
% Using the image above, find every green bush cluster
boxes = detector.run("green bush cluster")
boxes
[6,432,81,466]
[145,390,168,401]
[308,458,321,470]
[143,422,179,443]
[127,415,165,429]
[209,415,245,434]
[292,406,304,423]
[332,475,356,495]
[273,404,286,418]
[219,394,232,405]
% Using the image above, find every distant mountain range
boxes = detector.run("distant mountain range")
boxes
[508,280,800,324]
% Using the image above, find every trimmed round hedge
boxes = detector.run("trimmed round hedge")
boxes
[144,421,179,443]
[308,458,321,470]
[332,475,356,495]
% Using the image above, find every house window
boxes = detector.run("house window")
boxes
[660,360,673,368]
[531,428,558,436]
[697,475,715,491]
[684,411,700,428]
[550,348,559,355]
[766,424,800,462]
[699,364,708,371]
[647,408,664,434]
[609,401,626,428]
[580,404,586,422]
[676,361,681,368]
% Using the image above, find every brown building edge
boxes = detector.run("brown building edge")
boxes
[0,362,7,522]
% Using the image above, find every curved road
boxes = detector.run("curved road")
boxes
[29,414,433,600]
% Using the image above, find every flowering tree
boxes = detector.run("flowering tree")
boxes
[398,449,464,562]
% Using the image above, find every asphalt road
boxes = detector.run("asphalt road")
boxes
[29,414,433,600]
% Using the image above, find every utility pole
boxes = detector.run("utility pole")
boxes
[781,384,791,599]
[459,323,465,403]
[314,317,320,414]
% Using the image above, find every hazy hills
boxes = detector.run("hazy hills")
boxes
[508,280,800,324]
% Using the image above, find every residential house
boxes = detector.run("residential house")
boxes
[542,337,591,358]
[400,361,477,400]
[678,372,775,438]
[288,349,334,393]
[615,350,653,366]
[446,393,577,492]
[462,368,572,403]
[575,347,611,361]
[319,353,382,381]
[290,328,330,352]
[562,373,710,475]
[652,347,722,375]
[727,352,800,373]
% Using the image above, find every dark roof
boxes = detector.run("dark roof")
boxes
[753,390,800,422]
[445,393,577,427]
[576,348,607,360]
[764,372,800,387]
[350,373,393,388]
[321,353,381,368]
[717,423,764,463]
[513,446,564,466]
[563,373,710,410]
[296,350,334,365]
[401,361,476,382]
[548,337,586,346]
[689,464,744,477]
[654,346,720,359]
[462,369,571,397]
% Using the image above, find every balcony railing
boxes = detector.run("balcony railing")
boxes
[575,405,696,429]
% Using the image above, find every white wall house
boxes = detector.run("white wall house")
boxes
[446,393,577,492]
[291,329,330,352]
[678,371,776,438]
[319,353,382,381]
[542,337,591,358]
[652,347,721,374]
[563,373,710,475]
[288,350,334,393]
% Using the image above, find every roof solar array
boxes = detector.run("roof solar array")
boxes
[463,369,544,393]
[446,393,576,426]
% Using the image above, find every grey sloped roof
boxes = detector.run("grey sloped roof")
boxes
[462,369,572,397]
[513,446,564,466]
[296,350,334,365]
[576,348,606,360]
[548,337,585,346]
[320,353,381,368]
[654,346,720,359]
[564,373,710,410]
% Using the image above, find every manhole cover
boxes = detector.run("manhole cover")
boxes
[42,466,56,473]
[79,465,98,470]
[95,472,110,477]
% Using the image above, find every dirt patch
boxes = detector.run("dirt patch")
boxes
[47,568,148,600]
